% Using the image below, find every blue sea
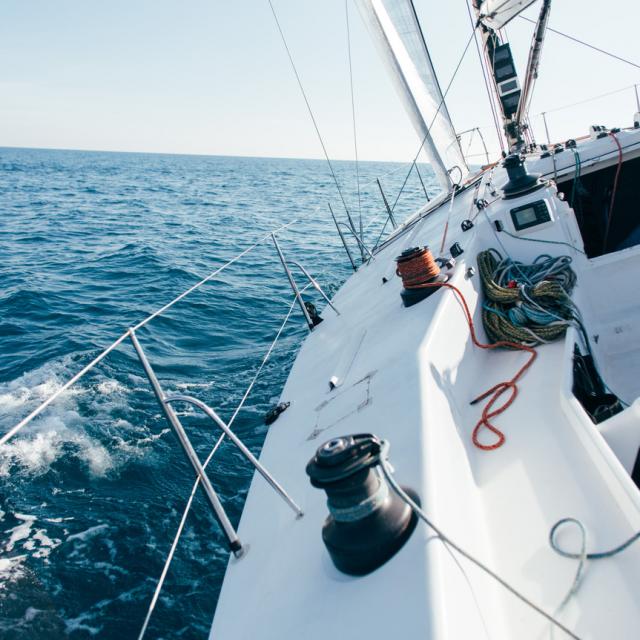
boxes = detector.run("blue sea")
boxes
[0,147,437,639]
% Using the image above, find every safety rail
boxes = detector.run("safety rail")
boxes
[335,219,377,261]
[137,290,305,639]
[130,330,235,554]
[130,326,303,557]
[164,394,303,519]
[291,260,341,316]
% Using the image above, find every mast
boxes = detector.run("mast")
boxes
[472,0,524,150]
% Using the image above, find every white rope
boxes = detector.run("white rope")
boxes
[0,206,322,447]
[137,294,299,639]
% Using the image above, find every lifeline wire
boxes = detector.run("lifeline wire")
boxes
[379,440,581,639]
[1,204,323,447]
[519,15,640,70]
[267,0,360,248]
[137,293,300,640]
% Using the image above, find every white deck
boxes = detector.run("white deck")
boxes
[210,130,640,639]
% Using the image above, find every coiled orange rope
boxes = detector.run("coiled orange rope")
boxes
[395,246,441,287]
[396,249,536,451]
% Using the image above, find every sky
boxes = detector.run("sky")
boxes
[0,0,638,162]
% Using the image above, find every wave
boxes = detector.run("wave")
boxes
[0,359,132,479]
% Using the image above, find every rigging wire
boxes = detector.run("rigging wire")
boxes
[498,228,586,256]
[345,0,363,255]
[266,0,360,245]
[466,0,506,154]
[414,163,431,201]
[137,293,301,640]
[533,84,636,116]
[519,15,640,70]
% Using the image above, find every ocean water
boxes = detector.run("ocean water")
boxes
[0,147,437,639]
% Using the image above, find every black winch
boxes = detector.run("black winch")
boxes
[500,153,545,199]
[306,434,419,575]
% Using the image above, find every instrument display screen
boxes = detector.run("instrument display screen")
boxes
[514,207,537,225]
[510,200,551,231]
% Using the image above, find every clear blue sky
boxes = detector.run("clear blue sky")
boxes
[1,0,638,161]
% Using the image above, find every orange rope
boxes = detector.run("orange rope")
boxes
[398,262,537,450]
[395,247,441,287]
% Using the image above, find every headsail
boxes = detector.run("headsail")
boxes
[356,0,468,190]
[478,0,538,30]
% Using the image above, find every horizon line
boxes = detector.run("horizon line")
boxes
[0,144,431,166]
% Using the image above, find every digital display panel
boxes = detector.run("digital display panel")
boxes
[514,207,538,226]
[510,200,552,231]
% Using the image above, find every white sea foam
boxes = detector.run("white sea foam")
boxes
[0,360,128,478]
[0,358,83,419]
[3,513,62,567]
[96,379,125,395]
[26,529,62,559]
[0,555,27,591]
[0,427,115,478]
[64,612,102,637]
[24,607,40,622]
[174,381,214,390]
[67,523,109,543]
[6,514,36,551]
[76,438,113,476]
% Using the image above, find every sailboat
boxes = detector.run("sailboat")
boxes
[4,1,640,638]
[208,1,640,638]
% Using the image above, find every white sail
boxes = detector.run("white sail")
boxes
[478,0,538,30]
[356,0,468,190]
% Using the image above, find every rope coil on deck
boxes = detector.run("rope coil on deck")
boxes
[478,249,577,346]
